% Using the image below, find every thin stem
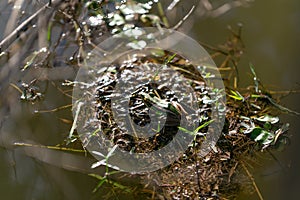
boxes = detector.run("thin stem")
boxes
[157,1,169,28]
[0,0,62,52]
[241,161,264,200]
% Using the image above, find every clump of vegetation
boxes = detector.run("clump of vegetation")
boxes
[139,29,294,199]
[2,0,298,199]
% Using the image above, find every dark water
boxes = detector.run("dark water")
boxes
[0,0,299,199]
[190,1,300,199]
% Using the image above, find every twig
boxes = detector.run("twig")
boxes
[3,0,25,37]
[172,5,196,30]
[9,83,23,94]
[268,89,300,95]
[51,81,73,98]
[241,161,264,200]
[0,0,62,52]
[201,0,212,11]
[209,1,244,18]
[230,58,240,89]
[167,0,180,11]
[199,42,228,56]
[36,104,72,113]
[156,1,169,28]
[14,142,86,153]
[69,102,83,139]
[228,161,238,183]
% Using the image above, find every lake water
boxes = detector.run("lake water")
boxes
[189,1,300,199]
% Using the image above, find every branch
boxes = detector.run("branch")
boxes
[0,0,62,53]
[172,5,196,30]
[241,161,264,200]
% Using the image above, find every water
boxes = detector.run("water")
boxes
[190,1,300,199]
[1,0,299,199]
[0,1,104,199]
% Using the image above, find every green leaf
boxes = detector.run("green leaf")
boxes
[165,53,176,64]
[90,174,107,193]
[255,114,279,124]
[194,119,214,133]
[89,173,132,193]
[178,126,194,135]
[47,22,52,42]
[150,48,165,57]
[265,95,300,116]
[108,13,125,26]
[273,123,289,145]
[251,94,300,115]
[263,122,272,130]
[249,127,274,145]
[107,144,118,159]
[178,119,214,136]
[228,90,244,101]
[249,63,260,93]
[249,63,257,77]
[21,51,39,71]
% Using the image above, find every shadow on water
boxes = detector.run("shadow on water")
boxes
[0,0,299,199]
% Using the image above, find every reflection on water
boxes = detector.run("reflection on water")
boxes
[0,0,299,199]
[0,1,105,199]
